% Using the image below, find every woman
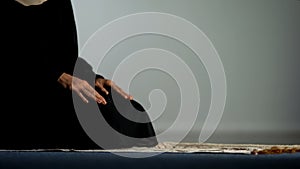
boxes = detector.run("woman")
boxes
[1,0,157,149]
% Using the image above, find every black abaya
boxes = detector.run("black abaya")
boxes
[1,0,157,149]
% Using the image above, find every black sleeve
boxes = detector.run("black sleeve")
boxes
[40,0,105,82]
[5,0,104,85]
[40,0,79,82]
[73,57,105,84]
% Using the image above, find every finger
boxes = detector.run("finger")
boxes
[99,86,109,95]
[112,85,132,100]
[83,87,107,105]
[128,95,134,100]
[83,83,103,100]
[97,95,107,105]
[77,91,89,103]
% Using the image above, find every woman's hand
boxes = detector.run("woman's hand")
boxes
[95,78,133,100]
[58,73,107,104]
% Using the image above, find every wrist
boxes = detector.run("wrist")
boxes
[58,73,73,88]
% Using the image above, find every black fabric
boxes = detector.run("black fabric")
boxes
[1,0,157,150]
[96,87,158,149]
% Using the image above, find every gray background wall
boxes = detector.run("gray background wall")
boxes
[71,0,300,144]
